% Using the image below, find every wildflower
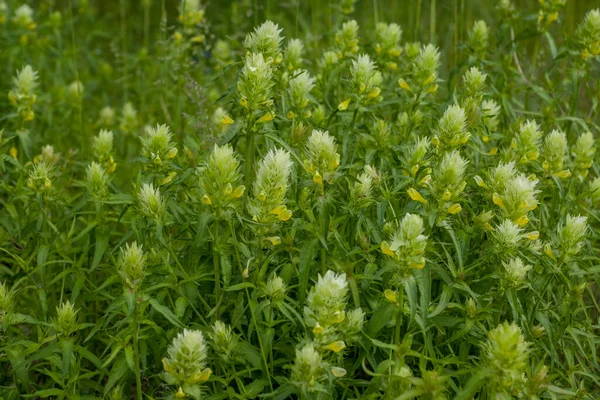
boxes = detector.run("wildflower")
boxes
[542,129,568,176]
[350,165,375,208]
[211,321,240,363]
[350,54,382,103]
[249,148,293,223]
[511,120,542,163]
[53,300,79,337]
[118,242,146,289]
[557,215,588,260]
[27,161,54,194]
[430,150,468,203]
[8,65,38,121]
[483,322,529,392]
[163,330,212,399]
[335,20,359,57]
[140,124,177,166]
[482,99,501,132]
[288,70,315,111]
[461,67,487,124]
[414,44,440,85]
[119,102,138,133]
[98,106,116,126]
[493,174,539,222]
[264,274,287,305]
[283,38,304,71]
[381,213,427,269]
[571,131,596,177]
[137,183,165,220]
[303,130,340,184]
[374,22,403,62]
[306,270,348,327]
[179,0,205,34]
[85,162,109,200]
[340,0,356,14]
[407,188,428,204]
[13,4,35,30]
[491,219,523,253]
[199,144,245,211]
[290,344,326,392]
[433,105,469,149]
[575,9,600,59]
[468,20,489,55]
[67,80,84,103]
[488,161,517,193]
[237,52,275,113]
[244,20,284,61]
[92,129,114,161]
[501,257,532,289]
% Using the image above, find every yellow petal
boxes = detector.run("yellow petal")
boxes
[312,323,324,335]
[287,111,295,120]
[338,98,351,111]
[408,188,428,204]
[381,241,395,257]
[202,194,212,205]
[492,193,504,209]
[553,170,571,179]
[279,209,293,221]
[176,387,186,398]
[515,215,529,226]
[442,190,452,201]
[257,112,275,123]
[409,258,426,269]
[331,367,347,377]
[525,231,539,240]
[543,243,555,260]
[220,115,234,125]
[323,341,346,353]
[232,185,246,198]
[330,310,345,324]
[266,236,281,246]
[367,87,381,99]
[488,147,498,155]
[9,147,18,159]
[384,289,397,304]
[398,78,412,92]
[313,171,323,185]
[474,175,489,189]
[447,203,462,214]
[426,84,438,94]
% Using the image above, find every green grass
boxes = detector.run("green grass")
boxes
[1,0,600,399]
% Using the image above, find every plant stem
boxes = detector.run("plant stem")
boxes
[395,286,404,346]
[132,295,142,400]
[213,221,221,320]
[245,131,255,188]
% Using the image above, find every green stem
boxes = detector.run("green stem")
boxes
[395,287,404,346]
[245,131,255,189]
[320,198,329,275]
[132,295,142,400]
[213,221,221,320]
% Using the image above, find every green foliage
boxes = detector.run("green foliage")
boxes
[1,0,600,399]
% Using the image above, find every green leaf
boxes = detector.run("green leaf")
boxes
[149,298,185,328]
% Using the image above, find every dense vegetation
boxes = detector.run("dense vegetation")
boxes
[1,0,600,399]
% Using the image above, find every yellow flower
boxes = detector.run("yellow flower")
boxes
[474,175,489,189]
[268,205,293,221]
[220,114,234,125]
[407,188,428,204]
[312,323,324,335]
[492,193,504,209]
[176,387,185,398]
[202,194,212,205]
[162,171,176,185]
[488,147,498,155]
[447,203,462,214]
[515,215,529,226]
[323,341,346,353]
[381,241,395,257]
[367,87,381,100]
[266,236,281,246]
[338,98,350,111]
[257,112,275,123]
[525,231,539,241]
[231,185,246,199]
[553,170,571,179]
[313,171,323,185]
[9,147,18,159]
[384,289,397,304]
[331,367,347,377]
[398,78,412,92]
[287,111,295,120]
[427,84,438,94]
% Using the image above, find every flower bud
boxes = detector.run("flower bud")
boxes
[244,20,283,60]
[335,20,359,57]
[211,321,239,363]
[501,257,532,289]
[483,322,529,390]
[85,162,110,200]
[163,329,212,394]
[54,300,79,337]
[291,344,326,392]
[265,274,287,304]
[137,183,165,219]
[249,148,293,223]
